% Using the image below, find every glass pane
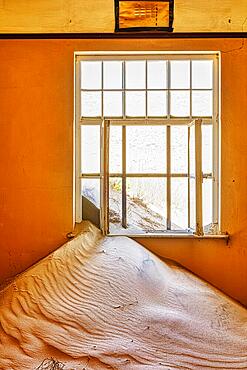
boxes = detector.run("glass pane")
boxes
[170,91,190,117]
[126,91,145,117]
[189,177,196,230]
[125,61,145,89]
[104,91,122,117]
[147,61,167,89]
[119,1,170,29]
[81,126,100,173]
[203,179,213,231]
[192,91,213,117]
[81,179,100,208]
[81,61,102,89]
[192,60,213,89]
[126,126,166,173]
[109,177,122,233]
[171,126,188,173]
[110,126,122,174]
[103,61,122,89]
[147,91,167,117]
[81,91,102,117]
[127,178,167,232]
[189,125,195,176]
[170,61,190,89]
[171,178,188,230]
[202,125,212,174]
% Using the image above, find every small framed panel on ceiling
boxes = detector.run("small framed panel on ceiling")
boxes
[114,0,174,32]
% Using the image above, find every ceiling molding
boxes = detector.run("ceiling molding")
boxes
[0,32,246,39]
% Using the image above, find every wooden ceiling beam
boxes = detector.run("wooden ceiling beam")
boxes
[0,1,246,33]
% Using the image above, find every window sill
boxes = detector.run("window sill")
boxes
[108,232,229,241]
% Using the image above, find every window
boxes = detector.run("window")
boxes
[75,52,220,237]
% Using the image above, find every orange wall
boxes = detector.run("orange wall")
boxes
[0,38,246,306]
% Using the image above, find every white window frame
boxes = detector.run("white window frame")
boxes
[74,51,225,238]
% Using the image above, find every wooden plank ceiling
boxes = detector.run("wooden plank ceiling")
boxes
[0,0,246,33]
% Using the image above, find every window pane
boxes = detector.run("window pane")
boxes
[170,61,190,89]
[126,126,166,173]
[170,91,190,117]
[109,177,122,233]
[103,61,122,89]
[203,179,213,231]
[104,91,122,117]
[81,61,102,89]
[147,61,167,89]
[192,91,213,117]
[147,91,167,117]
[110,126,122,174]
[81,179,100,208]
[81,91,102,117]
[202,125,213,174]
[189,178,196,230]
[192,60,213,89]
[171,126,188,173]
[125,61,145,89]
[171,178,188,230]
[81,126,100,173]
[127,178,167,232]
[126,91,145,117]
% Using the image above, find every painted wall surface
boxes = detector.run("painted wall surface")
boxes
[0,38,246,306]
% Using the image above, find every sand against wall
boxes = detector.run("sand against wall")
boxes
[0,222,247,369]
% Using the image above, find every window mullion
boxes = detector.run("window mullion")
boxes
[188,60,192,229]
[188,126,191,229]
[145,60,148,118]
[122,126,127,228]
[122,61,127,229]
[123,60,126,119]
[189,60,192,119]
[75,58,82,223]
[100,120,105,232]
[166,126,171,230]
[212,56,220,230]
[103,120,110,235]
[166,60,171,230]
[101,61,104,120]
[195,118,203,236]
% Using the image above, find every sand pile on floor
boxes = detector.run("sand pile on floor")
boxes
[0,222,247,369]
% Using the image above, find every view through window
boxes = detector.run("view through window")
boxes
[75,53,219,236]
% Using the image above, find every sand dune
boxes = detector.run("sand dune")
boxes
[0,222,247,369]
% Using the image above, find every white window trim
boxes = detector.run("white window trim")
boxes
[74,51,227,239]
